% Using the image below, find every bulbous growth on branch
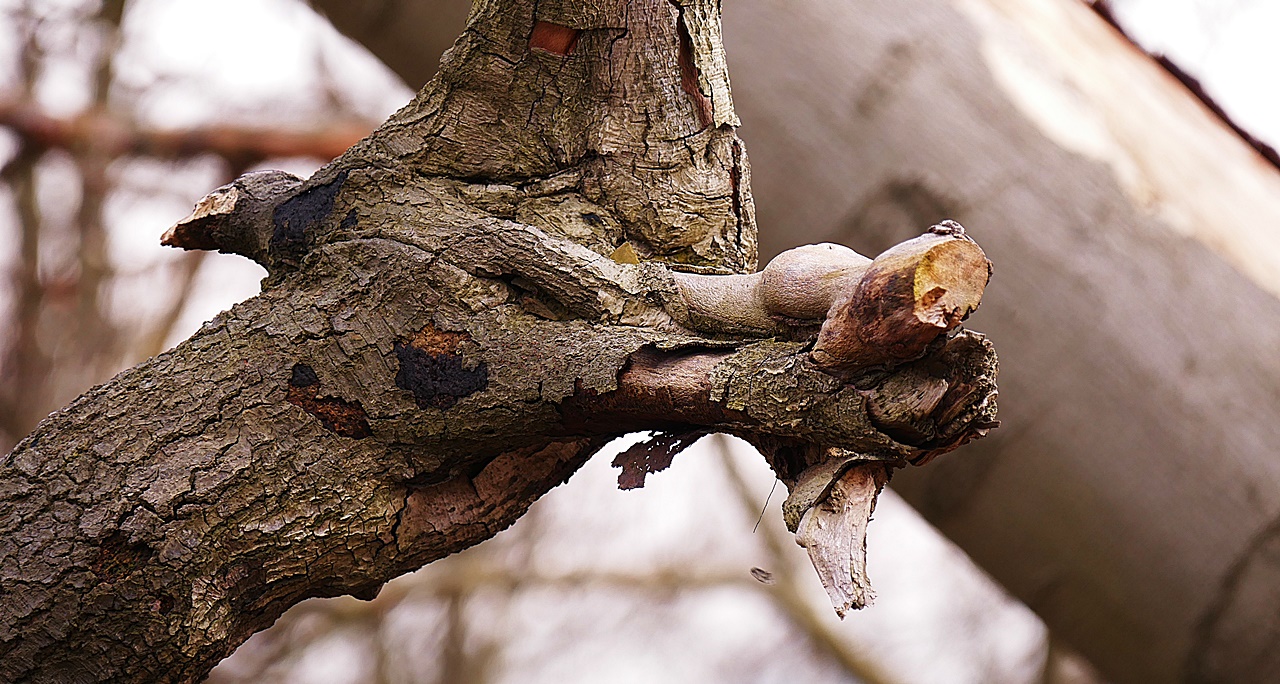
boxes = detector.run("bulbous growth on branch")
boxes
[669,219,991,371]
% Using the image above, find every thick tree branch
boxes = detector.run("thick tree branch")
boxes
[0,1,997,680]
[312,1,1280,681]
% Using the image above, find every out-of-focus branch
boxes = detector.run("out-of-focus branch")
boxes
[0,99,374,164]
[0,13,48,452]
[133,251,208,360]
[211,555,757,682]
[0,144,47,450]
[71,0,127,402]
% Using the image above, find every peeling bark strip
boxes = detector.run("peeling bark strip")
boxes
[0,0,997,681]
[795,463,890,617]
[676,10,714,129]
[394,324,489,410]
[612,430,710,489]
[285,364,372,439]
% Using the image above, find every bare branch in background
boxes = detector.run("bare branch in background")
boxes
[0,7,53,450]
[0,100,373,166]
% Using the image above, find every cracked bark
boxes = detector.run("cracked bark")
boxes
[0,1,997,682]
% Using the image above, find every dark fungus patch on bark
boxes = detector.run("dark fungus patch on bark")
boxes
[340,209,359,231]
[286,363,373,439]
[91,532,154,583]
[394,324,490,410]
[270,169,349,262]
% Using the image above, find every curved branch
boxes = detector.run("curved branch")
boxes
[0,0,999,679]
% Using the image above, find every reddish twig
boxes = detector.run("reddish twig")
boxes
[0,99,373,164]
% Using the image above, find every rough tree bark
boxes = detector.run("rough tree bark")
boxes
[314,1,1280,682]
[0,2,997,682]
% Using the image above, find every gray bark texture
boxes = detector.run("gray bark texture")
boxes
[0,1,998,682]
[318,0,1280,682]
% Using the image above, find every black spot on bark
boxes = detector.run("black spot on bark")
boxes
[581,212,605,227]
[340,209,359,231]
[270,169,349,261]
[394,342,489,410]
[289,363,320,388]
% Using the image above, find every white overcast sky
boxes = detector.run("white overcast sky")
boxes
[1110,0,1280,148]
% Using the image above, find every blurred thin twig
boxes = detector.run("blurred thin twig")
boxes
[0,100,373,164]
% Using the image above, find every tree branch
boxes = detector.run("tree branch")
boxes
[0,1,997,680]
[0,99,372,164]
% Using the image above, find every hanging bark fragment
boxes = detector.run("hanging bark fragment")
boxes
[794,461,891,617]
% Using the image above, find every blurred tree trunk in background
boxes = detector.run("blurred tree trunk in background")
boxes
[310,0,1280,682]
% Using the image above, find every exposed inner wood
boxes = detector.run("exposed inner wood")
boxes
[813,222,991,372]
[529,21,580,55]
[794,462,890,617]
